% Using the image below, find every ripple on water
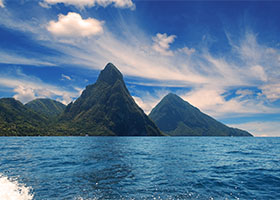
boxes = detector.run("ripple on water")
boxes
[0,137,280,199]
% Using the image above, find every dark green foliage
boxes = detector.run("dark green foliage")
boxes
[57,63,163,136]
[0,98,48,136]
[149,93,252,136]
[25,98,66,118]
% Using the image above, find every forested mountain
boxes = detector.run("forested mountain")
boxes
[0,98,47,136]
[56,63,163,136]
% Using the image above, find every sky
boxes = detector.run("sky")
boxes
[0,0,280,137]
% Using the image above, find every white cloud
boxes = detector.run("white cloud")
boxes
[13,85,36,104]
[132,89,170,114]
[250,65,267,82]
[41,0,135,9]
[228,121,280,137]
[61,74,71,80]
[152,33,176,56]
[0,0,4,8]
[47,12,104,37]
[133,96,150,113]
[178,47,196,56]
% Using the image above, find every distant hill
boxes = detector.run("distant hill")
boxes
[25,98,66,118]
[57,63,163,136]
[149,93,252,136]
[0,98,47,136]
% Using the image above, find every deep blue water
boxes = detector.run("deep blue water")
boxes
[0,137,280,200]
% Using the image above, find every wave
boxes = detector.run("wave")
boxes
[0,173,33,200]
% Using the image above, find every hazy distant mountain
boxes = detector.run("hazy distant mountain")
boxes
[149,93,252,136]
[0,98,47,136]
[25,98,66,118]
[58,63,163,136]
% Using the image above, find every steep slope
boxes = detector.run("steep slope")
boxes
[25,98,66,118]
[149,93,252,136]
[58,63,162,136]
[0,98,47,136]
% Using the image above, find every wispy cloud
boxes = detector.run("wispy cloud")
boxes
[47,12,104,38]
[41,0,135,9]
[61,74,72,81]
[0,51,56,66]
[181,86,279,118]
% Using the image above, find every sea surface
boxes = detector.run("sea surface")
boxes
[0,137,279,200]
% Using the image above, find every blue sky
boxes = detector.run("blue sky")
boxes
[0,0,280,136]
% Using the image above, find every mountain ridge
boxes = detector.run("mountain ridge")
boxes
[0,64,252,136]
[25,98,66,118]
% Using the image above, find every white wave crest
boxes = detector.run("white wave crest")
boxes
[0,173,34,200]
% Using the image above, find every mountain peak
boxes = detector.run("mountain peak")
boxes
[60,63,162,136]
[149,94,252,137]
[97,63,123,85]
[166,93,177,97]
[165,93,181,100]
[162,93,191,107]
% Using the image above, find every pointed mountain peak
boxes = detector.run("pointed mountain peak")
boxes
[97,63,123,85]
[60,62,162,136]
[163,93,188,104]
[165,93,180,99]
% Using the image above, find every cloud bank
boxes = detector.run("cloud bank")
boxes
[0,72,80,104]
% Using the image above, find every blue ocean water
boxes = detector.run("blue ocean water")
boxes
[0,137,279,200]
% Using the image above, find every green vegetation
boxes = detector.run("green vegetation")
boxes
[25,98,66,118]
[0,98,48,136]
[149,93,252,136]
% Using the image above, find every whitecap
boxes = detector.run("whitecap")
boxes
[0,173,33,200]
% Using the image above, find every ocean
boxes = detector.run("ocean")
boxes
[0,137,279,200]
